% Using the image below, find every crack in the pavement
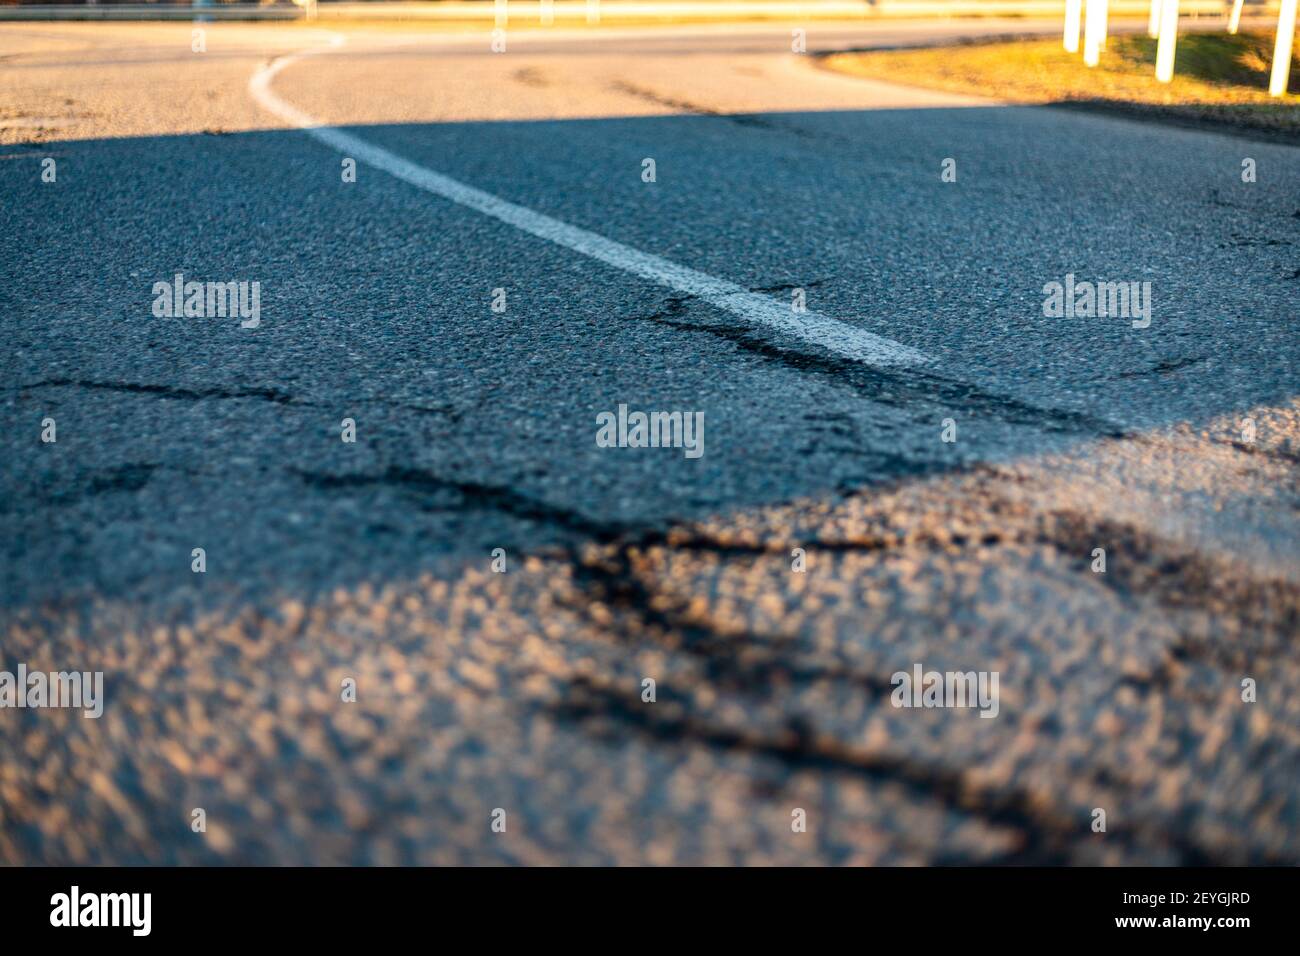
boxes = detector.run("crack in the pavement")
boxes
[293,466,640,542]
[630,297,1129,438]
[15,378,467,421]
[548,675,1253,865]
[1229,440,1300,467]
[562,539,901,696]
[1037,509,1300,672]
[18,378,296,405]
[1115,356,1208,379]
[749,279,826,294]
[5,463,159,512]
[1224,232,1290,248]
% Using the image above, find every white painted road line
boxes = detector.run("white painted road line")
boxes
[248,38,930,367]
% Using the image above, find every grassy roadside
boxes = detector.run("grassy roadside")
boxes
[821,32,1300,142]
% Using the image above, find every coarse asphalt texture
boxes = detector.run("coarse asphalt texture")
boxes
[1,19,1298,864]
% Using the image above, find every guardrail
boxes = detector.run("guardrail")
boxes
[0,1,1278,23]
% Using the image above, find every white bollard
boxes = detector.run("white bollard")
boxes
[1099,0,1109,50]
[1270,0,1297,96]
[1065,0,1083,52]
[1148,0,1162,38]
[1156,0,1180,82]
[1228,0,1244,34]
[1084,0,1104,66]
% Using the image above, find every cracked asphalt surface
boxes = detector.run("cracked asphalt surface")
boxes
[1,20,1298,865]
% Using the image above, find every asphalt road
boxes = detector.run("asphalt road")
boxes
[1,19,1298,865]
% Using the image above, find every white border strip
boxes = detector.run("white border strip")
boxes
[248,37,929,367]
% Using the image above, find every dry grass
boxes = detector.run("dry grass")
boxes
[823,32,1300,140]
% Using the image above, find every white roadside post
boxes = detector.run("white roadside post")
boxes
[1065,0,1083,52]
[1156,0,1180,82]
[1228,0,1244,34]
[1148,0,1162,38]
[1084,0,1105,65]
[1100,0,1110,49]
[1271,0,1297,96]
